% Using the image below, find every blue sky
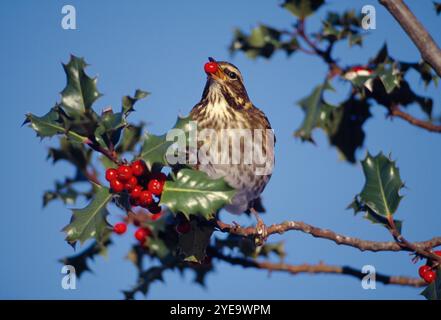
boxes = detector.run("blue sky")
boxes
[1,0,440,299]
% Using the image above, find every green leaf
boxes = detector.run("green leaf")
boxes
[421,268,441,300]
[358,152,404,218]
[178,220,214,262]
[94,109,126,149]
[116,123,144,154]
[59,239,111,278]
[160,169,236,220]
[61,55,102,117]
[122,89,150,114]
[282,0,324,18]
[24,106,88,143]
[377,64,401,94]
[294,81,334,142]
[139,115,192,170]
[63,184,112,246]
[347,196,402,233]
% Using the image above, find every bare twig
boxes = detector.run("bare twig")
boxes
[379,0,441,77]
[209,248,425,288]
[216,220,441,253]
[389,105,441,133]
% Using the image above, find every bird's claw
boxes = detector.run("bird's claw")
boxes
[254,219,268,247]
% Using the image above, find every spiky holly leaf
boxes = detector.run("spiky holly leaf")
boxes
[400,61,439,88]
[160,169,236,220]
[294,81,334,142]
[59,239,111,278]
[324,96,371,163]
[421,268,441,300]
[116,123,144,154]
[63,184,112,246]
[281,0,324,18]
[347,196,402,232]
[61,55,102,117]
[94,109,126,149]
[359,153,404,217]
[139,115,193,170]
[321,10,364,47]
[24,106,88,143]
[122,89,150,114]
[48,137,92,169]
[178,220,214,262]
[377,64,401,94]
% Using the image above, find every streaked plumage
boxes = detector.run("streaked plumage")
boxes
[190,58,275,214]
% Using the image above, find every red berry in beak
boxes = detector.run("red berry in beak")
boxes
[204,61,218,74]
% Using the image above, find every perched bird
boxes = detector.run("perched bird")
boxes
[190,57,275,214]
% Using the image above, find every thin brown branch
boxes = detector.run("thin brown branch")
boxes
[216,220,441,253]
[387,216,441,265]
[389,105,441,133]
[209,248,425,288]
[379,0,441,77]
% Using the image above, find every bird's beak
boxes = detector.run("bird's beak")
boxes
[207,57,226,81]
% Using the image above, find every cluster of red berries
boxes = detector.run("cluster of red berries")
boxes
[418,250,441,284]
[105,160,166,214]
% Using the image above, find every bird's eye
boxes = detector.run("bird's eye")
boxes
[228,72,237,79]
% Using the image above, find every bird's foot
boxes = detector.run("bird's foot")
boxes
[250,208,267,246]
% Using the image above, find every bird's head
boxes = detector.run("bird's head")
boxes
[201,57,251,109]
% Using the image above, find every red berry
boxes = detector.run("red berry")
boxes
[148,179,163,195]
[117,165,133,182]
[422,270,437,284]
[131,160,146,176]
[130,185,143,199]
[110,179,124,193]
[134,227,151,243]
[434,250,441,257]
[105,168,118,182]
[113,222,127,235]
[176,221,191,234]
[139,190,153,207]
[204,61,218,74]
[419,265,432,278]
[124,176,138,192]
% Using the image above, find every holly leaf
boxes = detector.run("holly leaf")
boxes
[347,196,402,233]
[281,0,324,18]
[178,220,214,262]
[421,268,441,300]
[59,239,111,278]
[160,169,235,220]
[48,137,92,170]
[116,123,144,154]
[94,109,126,149]
[294,81,334,142]
[63,184,113,246]
[139,115,192,170]
[122,89,150,114]
[24,106,88,143]
[61,55,102,117]
[359,152,404,217]
[324,96,371,163]
[350,153,404,230]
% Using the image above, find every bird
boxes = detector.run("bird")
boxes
[190,57,275,216]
